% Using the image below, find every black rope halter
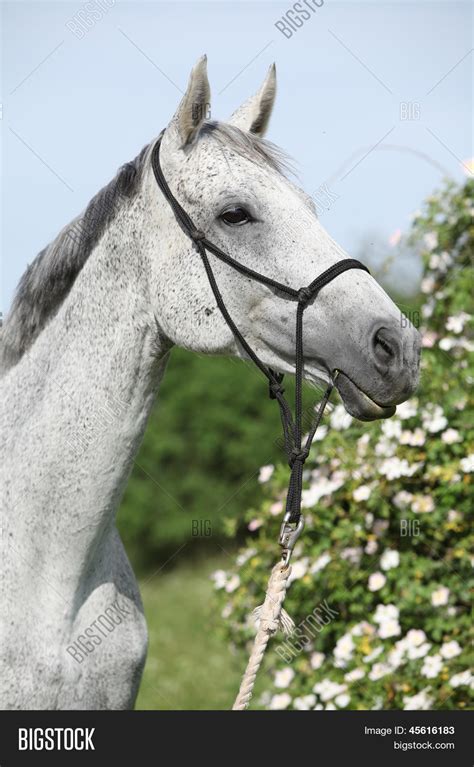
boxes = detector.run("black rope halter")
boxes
[151,134,370,564]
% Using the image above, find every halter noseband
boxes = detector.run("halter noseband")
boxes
[151,134,369,565]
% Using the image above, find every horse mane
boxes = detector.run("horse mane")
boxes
[0,144,150,373]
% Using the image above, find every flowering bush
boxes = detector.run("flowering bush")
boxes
[214,177,473,710]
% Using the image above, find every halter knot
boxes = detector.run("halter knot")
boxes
[297,286,313,306]
[269,373,285,400]
[191,229,206,242]
[289,446,310,467]
[269,382,285,399]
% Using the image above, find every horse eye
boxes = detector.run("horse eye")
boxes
[220,206,252,226]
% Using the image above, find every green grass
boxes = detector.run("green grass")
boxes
[135,556,243,710]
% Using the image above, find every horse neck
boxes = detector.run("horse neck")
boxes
[2,199,170,589]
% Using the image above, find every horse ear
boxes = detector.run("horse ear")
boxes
[228,64,276,136]
[171,55,210,148]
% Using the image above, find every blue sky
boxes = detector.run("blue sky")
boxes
[2,0,472,311]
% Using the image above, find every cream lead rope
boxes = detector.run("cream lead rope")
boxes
[232,563,294,710]
[232,514,304,710]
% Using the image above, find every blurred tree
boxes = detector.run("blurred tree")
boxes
[118,350,295,569]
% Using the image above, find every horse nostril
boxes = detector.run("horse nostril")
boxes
[372,327,399,366]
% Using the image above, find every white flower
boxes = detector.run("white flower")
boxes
[313,680,347,702]
[379,457,421,480]
[357,433,370,455]
[407,642,431,660]
[460,338,474,352]
[440,640,462,659]
[236,548,256,567]
[293,694,316,710]
[301,475,345,507]
[363,646,384,663]
[310,652,325,670]
[462,158,474,176]
[405,629,427,647]
[374,604,399,624]
[392,490,413,509]
[388,229,402,247]
[429,253,441,269]
[403,688,434,710]
[274,667,295,689]
[353,485,371,502]
[439,337,456,351]
[288,558,308,583]
[449,671,472,688]
[422,330,438,348]
[460,454,474,473]
[258,464,274,483]
[447,509,461,522]
[313,425,328,442]
[334,634,355,665]
[387,648,404,669]
[381,419,402,440]
[350,621,375,637]
[411,495,435,514]
[379,620,401,639]
[422,405,448,433]
[396,399,418,419]
[335,693,350,708]
[330,405,352,430]
[310,553,331,574]
[269,693,292,709]
[429,250,453,272]
[369,663,392,681]
[365,540,378,555]
[423,232,438,251]
[340,547,362,565]
[375,437,397,458]
[441,429,462,444]
[421,275,436,293]
[431,586,450,606]
[368,572,386,592]
[225,574,240,593]
[269,500,283,516]
[344,668,365,682]
[446,312,471,334]
[373,605,401,638]
[422,300,434,319]
[380,549,400,571]
[421,654,443,679]
[400,428,426,446]
[211,570,227,589]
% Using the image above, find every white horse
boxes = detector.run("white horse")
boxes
[0,56,420,710]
